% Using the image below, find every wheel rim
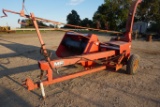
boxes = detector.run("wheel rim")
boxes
[133,60,139,72]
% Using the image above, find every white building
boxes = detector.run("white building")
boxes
[133,21,148,33]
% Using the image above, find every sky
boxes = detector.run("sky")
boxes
[0,0,104,28]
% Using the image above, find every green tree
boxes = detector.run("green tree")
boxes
[66,10,81,26]
[138,0,160,22]
[93,0,132,30]
[136,0,160,34]
[80,18,93,27]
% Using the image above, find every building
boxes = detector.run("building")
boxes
[133,21,148,33]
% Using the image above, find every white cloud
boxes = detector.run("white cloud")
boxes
[67,0,85,6]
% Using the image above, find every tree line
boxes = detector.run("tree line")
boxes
[65,0,160,33]
[21,0,160,33]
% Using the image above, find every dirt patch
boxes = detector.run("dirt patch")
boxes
[0,31,160,107]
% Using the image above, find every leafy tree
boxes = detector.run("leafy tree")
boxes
[93,0,132,30]
[66,10,81,26]
[93,0,160,34]
[80,18,93,27]
[137,0,160,33]
[138,0,160,22]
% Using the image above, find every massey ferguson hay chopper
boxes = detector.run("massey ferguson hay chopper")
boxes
[1,0,141,93]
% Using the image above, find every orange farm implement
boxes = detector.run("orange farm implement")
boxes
[1,0,141,92]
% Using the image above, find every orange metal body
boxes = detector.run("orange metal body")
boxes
[25,31,131,90]
[1,0,142,90]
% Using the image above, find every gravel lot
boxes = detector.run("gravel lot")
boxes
[0,31,160,107]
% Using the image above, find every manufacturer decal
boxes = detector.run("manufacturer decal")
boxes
[54,61,64,67]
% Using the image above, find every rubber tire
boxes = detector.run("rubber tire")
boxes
[127,54,140,75]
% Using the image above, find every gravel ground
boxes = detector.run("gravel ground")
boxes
[0,31,160,107]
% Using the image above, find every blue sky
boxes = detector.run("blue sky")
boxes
[0,0,104,28]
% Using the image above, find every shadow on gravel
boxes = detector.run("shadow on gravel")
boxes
[0,39,55,77]
[0,39,43,60]
[0,86,32,107]
[117,68,127,74]
[0,65,41,98]
[0,64,38,78]
[0,39,48,98]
